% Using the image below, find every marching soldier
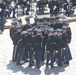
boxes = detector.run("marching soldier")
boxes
[50,17,57,30]
[54,29,63,66]
[55,16,63,29]
[17,18,22,26]
[14,25,24,65]
[24,28,34,66]
[43,17,48,25]
[63,21,72,60]
[46,28,55,68]
[10,21,18,61]
[22,18,32,31]
[62,26,69,65]
[41,26,48,61]
[32,29,43,69]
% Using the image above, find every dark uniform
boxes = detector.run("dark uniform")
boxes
[32,29,43,69]
[63,21,72,60]
[62,26,69,65]
[22,18,32,31]
[54,29,63,66]
[14,25,24,65]
[51,19,57,30]
[10,21,17,61]
[55,16,63,29]
[46,28,55,68]
[17,18,22,26]
[24,29,34,66]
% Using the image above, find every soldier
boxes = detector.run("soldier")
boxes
[32,29,43,69]
[22,18,32,31]
[62,26,69,65]
[43,17,48,25]
[46,28,55,68]
[14,25,24,65]
[10,21,18,61]
[55,16,63,29]
[24,28,34,67]
[50,17,57,30]
[17,18,22,26]
[63,21,72,60]
[54,28,63,66]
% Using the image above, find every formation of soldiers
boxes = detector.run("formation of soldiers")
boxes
[10,16,72,69]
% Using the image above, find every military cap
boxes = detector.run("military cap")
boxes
[21,31,28,35]
[57,28,62,32]
[36,29,42,33]
[62,26,68,29]
[63,19,67,22]
[63,21,69,25]
[11,21,17,25]
[48,28,54,32]
[27,28,33,32]
[16,25,22,29]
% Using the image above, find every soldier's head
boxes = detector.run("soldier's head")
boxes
[16,25,22,32]
[36,29,42,36]
[34,18,40,25]
[63,21,69,27]
[27,28,32,35]
[62,26,67,33]
[57,28,62,35]
[11,21,18,27]
[43,17,48,24]
[48,28,54,36]
[18,18,22,25]
[50,16,56,22]
[56,16,60,22]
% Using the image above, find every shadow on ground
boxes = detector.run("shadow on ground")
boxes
[6,60,69,75]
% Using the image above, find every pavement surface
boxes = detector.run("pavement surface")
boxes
[0,22,76,75]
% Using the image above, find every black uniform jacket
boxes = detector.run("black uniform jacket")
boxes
[32,35,43,50]
[46,35,55,51]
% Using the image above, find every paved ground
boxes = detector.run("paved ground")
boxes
[0,22,76,75]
